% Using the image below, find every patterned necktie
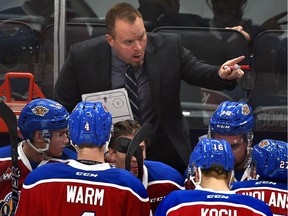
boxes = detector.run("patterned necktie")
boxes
[125,65,140,121]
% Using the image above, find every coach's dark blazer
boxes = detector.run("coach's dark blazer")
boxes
[54,32,236,166]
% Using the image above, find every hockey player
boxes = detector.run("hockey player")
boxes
[209,100,255,181]
[231,139,288,215]
[107,119,184,214]
[0,98,75,215]
[155,138,272,216]
[15,101,151,216]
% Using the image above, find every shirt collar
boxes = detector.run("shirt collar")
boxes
[111,48,127,70]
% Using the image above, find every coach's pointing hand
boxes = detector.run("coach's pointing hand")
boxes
[219,56,245,80]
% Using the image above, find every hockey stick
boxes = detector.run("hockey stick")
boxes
[0,100,19,213]
[125,123,152,179]
[116,137,143,179]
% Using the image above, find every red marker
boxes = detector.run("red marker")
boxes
[227,65,250,70]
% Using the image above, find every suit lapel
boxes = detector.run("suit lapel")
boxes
[94,41,112,90]
[145,41,161,112]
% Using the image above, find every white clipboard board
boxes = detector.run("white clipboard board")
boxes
[82,88,134,124]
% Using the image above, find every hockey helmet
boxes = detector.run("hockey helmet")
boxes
[210,101,254,136]
[18,98,69,140]
[189,138,234,172]
[69,101,112,146]
[252,139,288,182]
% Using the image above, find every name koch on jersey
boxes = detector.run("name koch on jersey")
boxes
[166,203,268,216]
[154,189,273,216]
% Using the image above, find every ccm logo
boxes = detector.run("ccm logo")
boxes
[150,196,165,203]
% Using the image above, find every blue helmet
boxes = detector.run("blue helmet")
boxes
[18,98,69,140]
[69,101,112,146]
[190,138,234,172]
[210,101,254,136]
[252,139,288,182]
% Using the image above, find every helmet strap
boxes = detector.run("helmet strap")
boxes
[248,160,260,180]
[228,170,235,189]
[26,130,51,160]
[26,139,51,160]
[234,138,251,171]
[190,167,202,187]
[207,125,212,138]
[70,141,79,152]
[246,131,254,147]
[244,146,253,169]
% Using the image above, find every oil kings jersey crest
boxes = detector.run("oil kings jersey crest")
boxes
[0,142,76,215]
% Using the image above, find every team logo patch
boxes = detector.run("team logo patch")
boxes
[32,106,49,116]
[241,104,250,115]
[0,191,21,215]
[0,167,12,182]
[259,139,269,148]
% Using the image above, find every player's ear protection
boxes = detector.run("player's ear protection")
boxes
[42,129,51,144]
